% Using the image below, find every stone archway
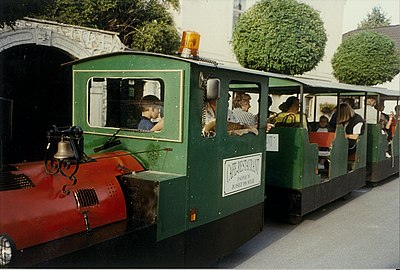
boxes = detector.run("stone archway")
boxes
[0,17,126,58]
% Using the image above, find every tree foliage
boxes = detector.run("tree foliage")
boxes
[331,31,400,85]
[130,21,180,53]
[1,0,180,55]
[232,0,327,75]
[0,0,54,28]
[357,6,391,30]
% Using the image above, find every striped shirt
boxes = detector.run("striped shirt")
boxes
[232,108,257,127]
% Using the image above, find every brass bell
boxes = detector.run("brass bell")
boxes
[54,138,74,160]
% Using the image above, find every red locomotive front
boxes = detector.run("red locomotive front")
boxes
[0,126,145,266]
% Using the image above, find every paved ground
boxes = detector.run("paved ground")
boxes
[215,174,400,269]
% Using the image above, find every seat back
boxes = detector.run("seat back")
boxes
[308,132,335,148]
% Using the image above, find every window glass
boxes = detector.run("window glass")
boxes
[232,0,246,34]
[88,77,164,131]
[228,82,260,135]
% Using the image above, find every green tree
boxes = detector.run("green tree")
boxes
[331,31,400,85]
[232,0,327,75]
[357,6,391,30]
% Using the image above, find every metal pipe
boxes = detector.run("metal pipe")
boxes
[299,85,304,128]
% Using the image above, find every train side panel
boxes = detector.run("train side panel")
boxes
[183,66,266,265]
[266,125,366,221]
[367,123,399,183]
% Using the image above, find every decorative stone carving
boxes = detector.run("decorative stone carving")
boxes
[0,18,126,58]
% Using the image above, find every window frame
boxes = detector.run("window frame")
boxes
[76,69,184,142]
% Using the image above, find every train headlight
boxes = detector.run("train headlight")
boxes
[0,235,15,266]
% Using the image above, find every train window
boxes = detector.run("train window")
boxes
[201,78,221,137]
[228,82,260,136]
[341,96,361,110]
[88,77,164,131]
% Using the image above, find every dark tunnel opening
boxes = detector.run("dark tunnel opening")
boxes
[1,44,74,164]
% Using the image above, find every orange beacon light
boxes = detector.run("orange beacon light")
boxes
[178,31,200,59]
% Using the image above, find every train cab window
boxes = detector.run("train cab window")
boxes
[88,77,164,131]
[228,82,260,136]
[201,78,220,138]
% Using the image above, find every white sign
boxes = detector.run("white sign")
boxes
[266,134,279,152]
[222,153,262,197]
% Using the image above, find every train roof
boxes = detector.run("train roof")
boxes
[65,50,221,68]
[67,50,399,97]
[265,73,400,97]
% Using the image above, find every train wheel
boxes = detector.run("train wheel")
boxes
[340,191,352,201]
[286,214,302,225]
[367,181,379,187]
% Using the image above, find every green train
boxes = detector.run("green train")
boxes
[0,48,398,267]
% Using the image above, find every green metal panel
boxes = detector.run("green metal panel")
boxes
[128,170,188,241]
[185,66,267,229]
[354,132,367,170]
[367,124,391,163]
[329,127,349,179]
[266,127,306,189]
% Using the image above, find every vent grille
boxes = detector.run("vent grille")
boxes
[0,172,35,192]
[73,188,100,208]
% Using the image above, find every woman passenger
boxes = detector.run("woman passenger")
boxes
[336,103,365,155]
[232,93,257,127]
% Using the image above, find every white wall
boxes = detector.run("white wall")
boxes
[299,0,346,81]
[171,0,258,65]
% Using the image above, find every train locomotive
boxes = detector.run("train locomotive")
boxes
[0,49,269,267]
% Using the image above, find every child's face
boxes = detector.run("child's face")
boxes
[150,106,160,119]
[319,119,328,128]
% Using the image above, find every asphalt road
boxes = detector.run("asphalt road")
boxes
[214,174,400,269]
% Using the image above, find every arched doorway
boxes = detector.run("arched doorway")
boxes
[1,45,74,163]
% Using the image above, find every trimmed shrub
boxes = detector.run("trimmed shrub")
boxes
[232,0,327,75]
[331,31,400,85]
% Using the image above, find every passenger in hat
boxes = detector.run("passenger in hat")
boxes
[269,96,308,129]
